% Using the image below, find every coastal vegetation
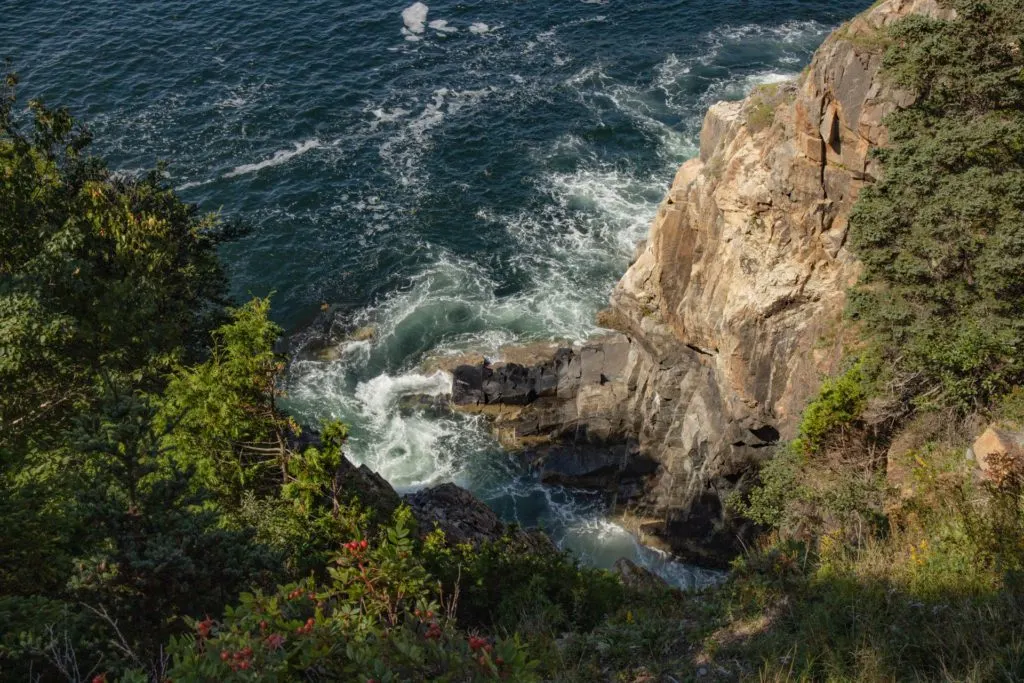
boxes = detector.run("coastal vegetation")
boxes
[2,0,1024,680]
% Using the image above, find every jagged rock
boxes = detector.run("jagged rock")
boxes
[449,0,955,567]
[612,558,670,592]
[451,349,572,406]
[406,483,554,553]
[341,462,403,518]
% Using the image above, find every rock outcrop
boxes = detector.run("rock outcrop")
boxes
[406,483,555,553]
[451,0,956,566]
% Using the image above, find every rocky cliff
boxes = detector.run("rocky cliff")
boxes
[450,0,956,566]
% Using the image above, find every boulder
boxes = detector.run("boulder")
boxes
[970,426,1024,486]
[451,348,572,406]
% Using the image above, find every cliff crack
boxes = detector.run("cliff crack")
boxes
[686,343,716,357]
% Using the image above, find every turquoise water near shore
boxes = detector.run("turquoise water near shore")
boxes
[5,0,868,585]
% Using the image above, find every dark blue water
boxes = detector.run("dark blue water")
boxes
[4,0,868,585]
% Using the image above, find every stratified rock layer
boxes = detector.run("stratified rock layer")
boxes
[451,0,956,566]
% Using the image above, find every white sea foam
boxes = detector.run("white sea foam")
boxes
[469,22,491,34]
[224,139,321,178]
[376,87,494,190]
[750,71,796,86]
[428,19,458,33]
[175,178,214,192]
[369,107,412,130]
[401,2,429,34]
[697,19,830,67]
[701,69,799,107]
[216,95,249,109]
[355,370,452,418]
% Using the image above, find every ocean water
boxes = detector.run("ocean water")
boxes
[5,0,868,587]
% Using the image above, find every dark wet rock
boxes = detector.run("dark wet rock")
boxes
[406,483,554,553]
[451,349,572,407]
[613,557,670,592]
[521,441,660,496]
[397,393,453,417]
[340,462,403,519]
[636,491,758,570]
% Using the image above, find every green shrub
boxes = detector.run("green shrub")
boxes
[848,0,1024,411]
[794,361,872,454]
[745,83,792,133]
[421,529,624,635]
[165,511,541,682]
[733,361,881,536]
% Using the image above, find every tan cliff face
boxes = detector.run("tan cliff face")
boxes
[449,0,956,565]
[585,0,955,556]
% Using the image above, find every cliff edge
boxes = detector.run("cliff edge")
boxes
[451,0,956,565]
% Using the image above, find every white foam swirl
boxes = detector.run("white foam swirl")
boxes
[224,139,321,178]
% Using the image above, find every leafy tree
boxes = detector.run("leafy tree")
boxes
[0,76,274,678]
[0,70,235,600]
[0,73,228,453]
[157,298,295,507]
[66,387,279,676]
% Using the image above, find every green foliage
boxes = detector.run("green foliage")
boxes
[0,80,278,679]
[793,361,871,454]
[733,361,882,536]
[0,75,227,453]
[68,388,279,667]
[0,75,235,605]
[745,83,789,133]
[421,529,624,635]
[848,0,1024,410]
[714,447,1024,682]
[555,583,697,681]
[283,420,349,513]
[165,513,541,682]
[732,447,808,529]
[158,297,292,506]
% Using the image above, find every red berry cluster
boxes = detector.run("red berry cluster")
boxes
[264,632,286,650]
[295,617,315,635]
[344,539,369,554]
[468,635,491,653]
[286,588,314,601]
[196,617,214,639]
[92,675,107,683]
[414,609,441,640]
[220,646,253,672]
